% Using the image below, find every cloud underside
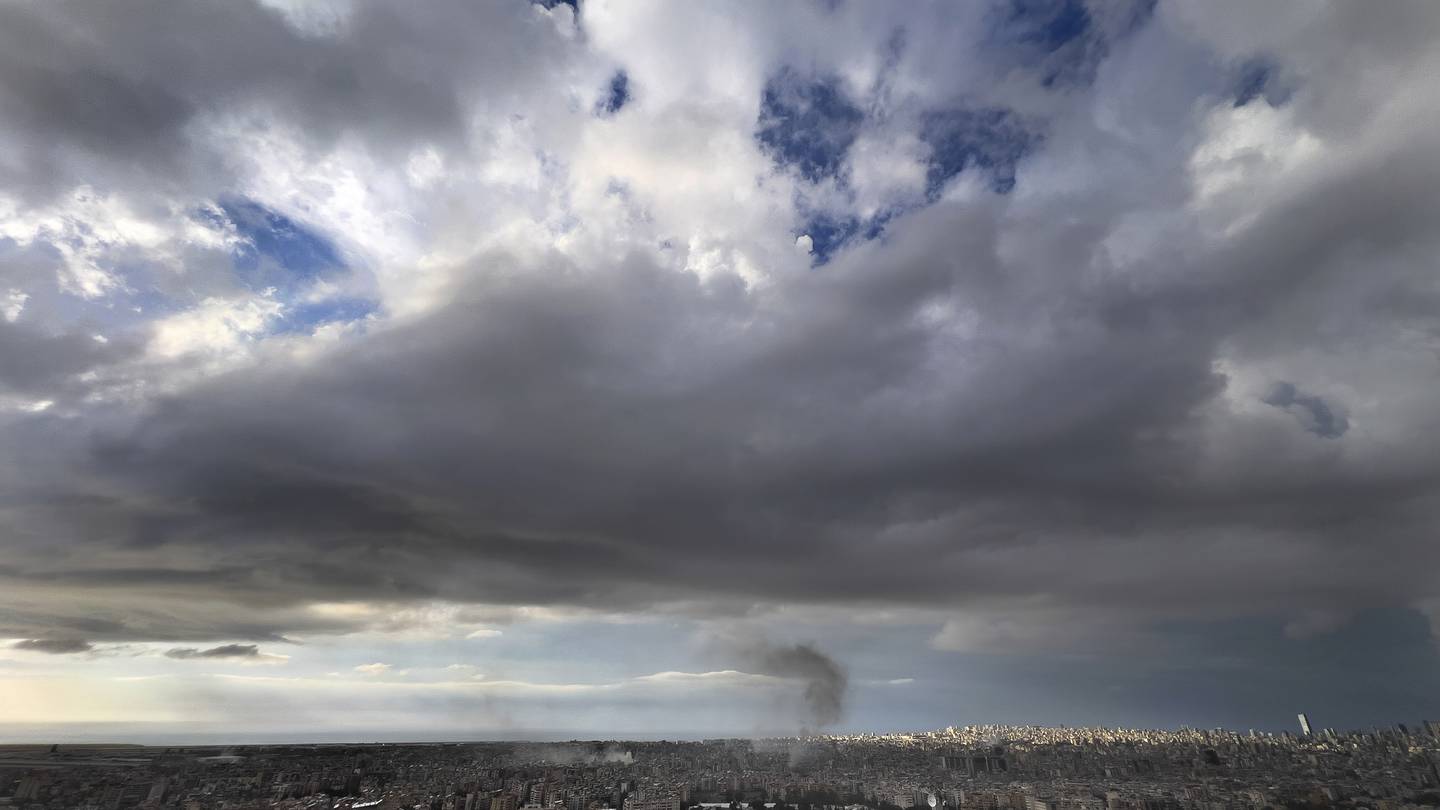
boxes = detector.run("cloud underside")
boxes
[165,643,288,663]
[0,0,1439,660]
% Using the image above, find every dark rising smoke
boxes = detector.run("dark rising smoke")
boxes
[503,742,633,766]
[739,641,849,728]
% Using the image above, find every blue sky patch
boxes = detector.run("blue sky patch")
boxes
[996,0,1101,87]
[218,198,345,293]
[991,0,1154,88]
[209,198,373,335]
[800,212,861,265]
[920,107,1038,196]
[1007,0,1091,53]
[1263,381,1348,439]
[757,69,864,183]
[1233,58,1272,107]
[1232,57,1291,108]
[597,70,629,116]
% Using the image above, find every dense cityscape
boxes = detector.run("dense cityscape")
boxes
[7,719,1440,810]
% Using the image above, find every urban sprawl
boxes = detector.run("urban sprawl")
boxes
[6,719,1440,810]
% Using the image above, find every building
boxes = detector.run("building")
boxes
[628,800,681,810]
[1297,714,1313,737]
[13,775,44,801]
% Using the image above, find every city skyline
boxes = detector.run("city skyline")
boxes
[4,0,1440,742]
[0,714,1421,749]
[6,721,1440,809]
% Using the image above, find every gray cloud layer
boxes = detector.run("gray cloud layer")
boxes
[0,0,566,204]
[164,644,270,660]
[1,0,1439,670]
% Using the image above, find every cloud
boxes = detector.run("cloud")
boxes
[354,662,393,675]
[0,319,142,400]
[632,670,784,687]
[11,638,93,654]
[3,290,28,322]
[930,604,1160,656]
[164,644,289,664]
[1262,381,1349,439]
[0,0,574,204]
[1282,610,1351,640]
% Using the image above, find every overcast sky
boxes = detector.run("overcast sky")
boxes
[2,0,1440,742]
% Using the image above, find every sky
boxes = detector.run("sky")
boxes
[2,0,1440,743]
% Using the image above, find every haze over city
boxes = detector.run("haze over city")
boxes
[3,0,1440,748]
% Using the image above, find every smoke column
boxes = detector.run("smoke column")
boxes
[740,641,849,728]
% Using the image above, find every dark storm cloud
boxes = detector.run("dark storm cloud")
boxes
[0,0,571,202]
[12,638,93,654]
[7,158,1435,643]
[165,644,269,660]
[0,0,1439,671]
[0,320,141,398]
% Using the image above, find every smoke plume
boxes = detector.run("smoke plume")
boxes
[504,742,634,765]
[738,640,849,728]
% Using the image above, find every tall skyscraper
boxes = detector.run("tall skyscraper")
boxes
[1298,713,1313,736]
